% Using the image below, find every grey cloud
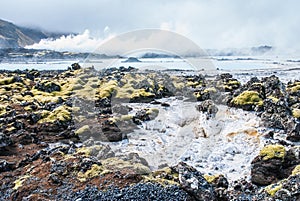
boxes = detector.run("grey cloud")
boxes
[1,0,299,50]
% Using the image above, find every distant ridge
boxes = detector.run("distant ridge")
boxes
[205,45,274,56]
[0,19,70,48]
[141,52,180,58]
[0,48,122,62]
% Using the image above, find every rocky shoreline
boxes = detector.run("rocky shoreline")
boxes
[0,64,299,200]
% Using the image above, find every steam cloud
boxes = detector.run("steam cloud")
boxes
[26,30,115,53]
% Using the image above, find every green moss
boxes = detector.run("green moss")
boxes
[0,88,6,95]
[24,105,33,111]
[225,80,240,91]
[77,164,103,182]
[98,80,118,99]
[204,87,217,93]
[33,95,62,104]
[54,75,99,100]
[0,77,15,85]
[291,165,300,176]
[6,126,16,132]
[3,82,24,92]
[259,144,286,161]
[227,80,240,86]
[36,110,51,118]
[171,76,185,90]
[29,88,64,104]
[38,80,61,91]
[56,78,78,95]
[130,89,155,99]
[72,83,84,90]
[193,92,201,99]
[110,115,134,123]
[114,83,134,99]
[267,96,279,103]
[152,167,173,176]
[111,73,157,100]
[75,125,91,135]
[288,82,300,93]
[101,157,151,175]
[292,108,300,118]
[75,145,103,156]
[143,176,179,186]
[232,91,263,106]
[187,81,200,88]
[13,175,31,190]
[73,85,96,100]
[0,105,6,116]
[38,105,71,123]
[143,167,179,186]
[119,115,134,121]
[74,115,87,124]
[252,82,263,86]
[265,183,283,196]
[204,174,221,183]
[146,108,159,119]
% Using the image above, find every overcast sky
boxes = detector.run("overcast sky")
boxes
[1,0,299,50]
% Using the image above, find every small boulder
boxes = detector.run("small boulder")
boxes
[230,90,263,111]
[251,144,300,185]
[35,80,61,93]
[0,160,14,172]
[0,132,12,148]
[71,63,81,70]
[173,162,216,200]
[196,99,218,117]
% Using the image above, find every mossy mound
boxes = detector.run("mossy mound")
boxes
[204,174,222,183]
[0,76,16,85]
[95,72,180,103]
[231,90,263,110]
[287,81,300,94]
[35,80,61,93]
[38,105,72,124]
[292,108,300,119]
[75,125,91,135]
[101,157,151,175]
[97,79,118,99]
[77,164,103,182]
[75,145,105,157]
[291,165,300,176]
[224,80,241,91]
[143,167,179,186]
[194,87,218,102]
[259,144,286,161]
[265,182,283,196]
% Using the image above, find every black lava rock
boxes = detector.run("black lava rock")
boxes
[66,183,192,201]
[71,63,81,70]
[0,132,12,148]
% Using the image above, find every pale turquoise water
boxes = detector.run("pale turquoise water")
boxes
[0,61,75,71]
[0,56,299,79]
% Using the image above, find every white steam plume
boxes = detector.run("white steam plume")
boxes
[25,29,115,53]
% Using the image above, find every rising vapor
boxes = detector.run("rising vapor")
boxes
[25,29,115,53]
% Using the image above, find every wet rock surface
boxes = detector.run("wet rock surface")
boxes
[0,67,299,200]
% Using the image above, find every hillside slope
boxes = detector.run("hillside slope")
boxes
[0,19,68,48]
